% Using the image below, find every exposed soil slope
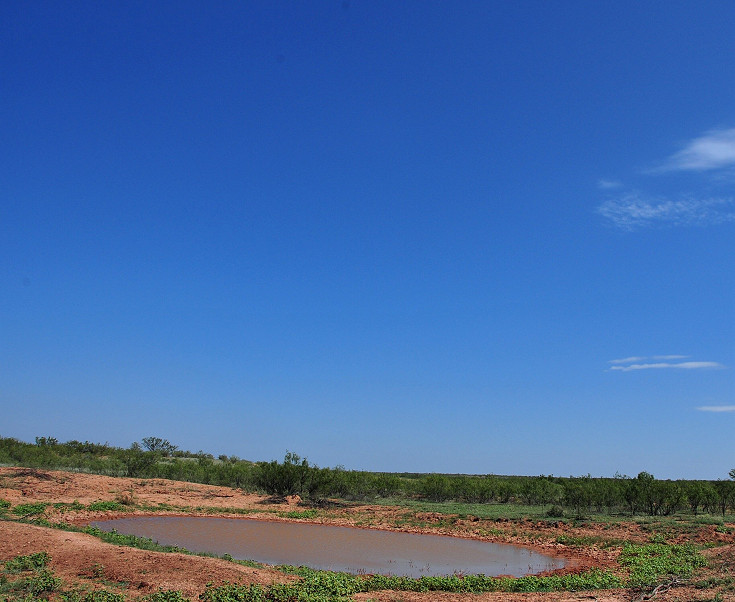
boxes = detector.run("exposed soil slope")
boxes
[0,520,294,598]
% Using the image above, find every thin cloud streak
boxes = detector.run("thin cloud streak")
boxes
[610,361,724,372]
[609,355,689,364]
[697,406,735,412]
[597,193,735,230]
[663,127,735,171]
[609,356,647,365]
[608,356,724,372]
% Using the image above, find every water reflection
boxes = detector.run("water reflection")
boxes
[91,516,565,578]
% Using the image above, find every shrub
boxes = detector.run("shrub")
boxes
[12,502,48,517]
[256,452,313,497]
[545,505,564,517]
[28,568,61,594]
[5,552,51,573]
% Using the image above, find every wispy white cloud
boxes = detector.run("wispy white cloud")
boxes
[597,126,735,229]
[597,192,735,230]
[662,127,735,172]
[608,356,725,372]
[610,361,724,372]
[609,356,647,365]
[609,355,689,365]
[697,406,735,412]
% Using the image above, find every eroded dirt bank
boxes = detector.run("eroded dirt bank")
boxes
[1,467,733,601]
[0,521,295,598]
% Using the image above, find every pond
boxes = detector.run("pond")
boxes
[90,516,566,578]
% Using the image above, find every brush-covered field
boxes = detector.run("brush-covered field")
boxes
[1,437,734,601]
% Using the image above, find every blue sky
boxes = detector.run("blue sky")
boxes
[2,1,734,479]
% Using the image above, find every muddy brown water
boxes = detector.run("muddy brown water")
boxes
[91,516,566,578]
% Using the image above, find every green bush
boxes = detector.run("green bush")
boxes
[12,502,48,517]
[545,505,564,517]
[28,568,61,594]
[4,552,51,573]
[256,452,312,497]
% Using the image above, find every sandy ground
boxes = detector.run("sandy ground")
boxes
[1,466,733,601]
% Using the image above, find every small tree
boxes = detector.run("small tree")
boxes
[421,474,453,502]
[713,480,735,517]
[35,437,58,447]
[141,437,178,456]
[685,481,709,516]
[562,476,593,516]
[121,442,158,477]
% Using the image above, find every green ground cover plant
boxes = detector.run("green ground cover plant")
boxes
[11,502,48,517]
[619,542,707,587]
[199,565,623,602]
[0,552,154,602]
[277,509,319,520]
[81,526,191,554]
[87,501,130,512]
[4,552,51,573]
[1,552,60,600]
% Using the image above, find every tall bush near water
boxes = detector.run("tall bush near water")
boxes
[256,452,314,498]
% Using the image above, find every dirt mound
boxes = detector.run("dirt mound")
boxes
[0,521,294,599]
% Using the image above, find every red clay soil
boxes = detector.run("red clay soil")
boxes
[0,520,295,598]
[1,467,733,601]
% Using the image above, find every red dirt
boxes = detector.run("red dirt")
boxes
[1,467,733,601]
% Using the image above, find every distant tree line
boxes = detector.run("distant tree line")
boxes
[2,435,735,517]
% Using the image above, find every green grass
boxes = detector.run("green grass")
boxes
[619,543,708,587]
[555,534,625,548]
[371,497,735,527]
[199,565,623,602]
[0,552,60,600]
[372,498,553,520]
[81,526,192,554]
[87,501,131,512]
[277,509,320,519]
[142,591,192,602]
[4,552,51,573]
[11,502,48,517]
[1,551,192,602]
[54,500,87,512]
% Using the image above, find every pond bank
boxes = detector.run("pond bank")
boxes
[2,466,732,601]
